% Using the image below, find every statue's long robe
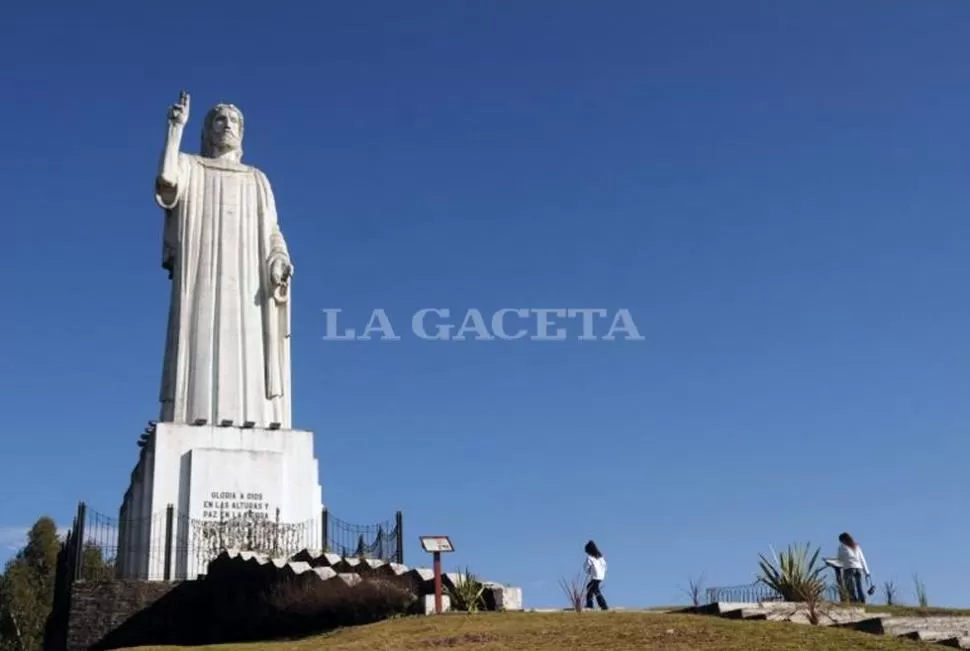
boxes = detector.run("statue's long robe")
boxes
[156,153,291,429]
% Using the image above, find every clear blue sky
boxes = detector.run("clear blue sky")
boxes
[1,0,968,608]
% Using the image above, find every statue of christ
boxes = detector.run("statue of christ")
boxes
[154,91,293,430]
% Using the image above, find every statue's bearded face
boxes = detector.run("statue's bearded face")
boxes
[207,108,243,152]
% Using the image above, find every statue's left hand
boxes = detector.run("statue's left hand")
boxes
[270,257,293,288]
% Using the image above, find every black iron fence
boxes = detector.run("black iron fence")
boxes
[323,510,403,561]
[44,502,402,651]
[705,582,842,603]
[45,506,86,651]
[60,501,403,582]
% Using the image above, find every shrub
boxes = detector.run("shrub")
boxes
[447,567,486,612]
[558,573,586,612]
[757,543,833,625]
[682,573,706,607]
[883,580,898,606]
[913,574,928,609]
[757,543,827,603]
[266,576,418,637]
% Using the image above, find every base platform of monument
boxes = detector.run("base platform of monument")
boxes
[117,422,324,580]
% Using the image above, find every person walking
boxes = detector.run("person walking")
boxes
[583,540,609,610]
[837,532,871,603]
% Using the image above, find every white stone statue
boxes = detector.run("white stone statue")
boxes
[155,91,293,429]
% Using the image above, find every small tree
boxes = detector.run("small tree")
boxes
[883,580,898,606]
[80,543,114,581]
[0,576,27,651]
[0,517,61,651]
[681,573,706,607]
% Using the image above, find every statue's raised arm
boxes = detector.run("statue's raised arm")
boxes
[156,90,190,207]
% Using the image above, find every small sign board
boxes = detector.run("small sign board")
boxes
[420,536,454,553]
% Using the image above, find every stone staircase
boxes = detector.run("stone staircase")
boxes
[880,617,970,646]
[205,548,523,612]
[678,601,970,648]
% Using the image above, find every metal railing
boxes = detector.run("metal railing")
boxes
[57,501,403,582]
[705,582,842,603]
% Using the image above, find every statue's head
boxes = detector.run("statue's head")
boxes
[201,103,244,159]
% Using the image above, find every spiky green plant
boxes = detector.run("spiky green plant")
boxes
[757,543,828,603]
[447,567,486,613]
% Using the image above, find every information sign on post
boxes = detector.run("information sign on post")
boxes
[420,535,455,614]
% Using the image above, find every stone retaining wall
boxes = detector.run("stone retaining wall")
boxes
[65,580,184,651]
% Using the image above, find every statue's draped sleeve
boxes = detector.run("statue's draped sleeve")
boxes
[155,153,190,277]
[254,169,291,407]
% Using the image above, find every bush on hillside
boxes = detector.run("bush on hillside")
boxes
[757,543,827,603]
[447,568,486,613]
[558,573,586,612]
[265,576,419,637]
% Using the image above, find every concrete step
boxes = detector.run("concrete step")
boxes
[694,600,970,649]
[721,607,768,620]
[831,615,888,635]
[672,601,759,616]
[883,616,970,642]
[892,629,963,644]
[692,601,873,626]
[718,602,870,626]
[890,616,970,634]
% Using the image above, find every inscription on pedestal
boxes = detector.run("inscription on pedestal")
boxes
[201,490,272,521]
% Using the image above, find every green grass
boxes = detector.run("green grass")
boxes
[121,611,934,650]
[864,604,970,617]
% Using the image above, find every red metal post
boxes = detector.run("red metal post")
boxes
[433,550,442,614]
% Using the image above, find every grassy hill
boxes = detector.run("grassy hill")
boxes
[866,604,970,617]
[123,611,931,650]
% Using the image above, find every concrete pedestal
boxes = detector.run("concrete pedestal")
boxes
[117,422,323,580]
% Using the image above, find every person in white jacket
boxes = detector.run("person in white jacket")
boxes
[837,532,871,603]
[583,540,609,610]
